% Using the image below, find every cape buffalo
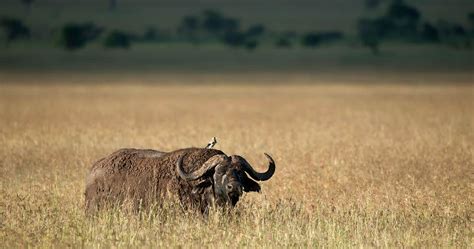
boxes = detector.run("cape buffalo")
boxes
[84,147,275,214]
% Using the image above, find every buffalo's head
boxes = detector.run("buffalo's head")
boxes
[176,152,275,207]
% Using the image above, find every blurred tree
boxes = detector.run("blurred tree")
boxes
[469,12,474,23]
[222,18,239,33]
[319,32,344,42]
[386,0,420,38]
[371,17,396,38]
[365,0,384,9]
[358,19,381,54]
[59,23,103,50]
[436,20,470,48]
[301,31,343,48]
[202,10,239,35]
[143,27,158,41]
[244,40,258,50]
[178,15,200,43]
[203,10,224,33]
[421,22,439,42]
[468,12,474,33]
[222,30,246,47]
[221,29,260,51]
[275,31,298,48]
[109,0,117,11]
[0,17,30,47]
[359,0,422,44]
[301,33,322,47]
[179,16,199,33]
[142,27,169,42]
[20,0,34,14]
[387,0,420,19]
[246,24,265,37]
[275,37,292,48]
[103,31,131,49]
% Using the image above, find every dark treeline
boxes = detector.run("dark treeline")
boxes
[358,0,473,53]
[0,0,473,53]
[0,17,30,47]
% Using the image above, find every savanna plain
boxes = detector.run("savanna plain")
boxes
[0,75,472,248]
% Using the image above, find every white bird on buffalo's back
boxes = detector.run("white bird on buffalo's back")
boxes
[206,137,217,149]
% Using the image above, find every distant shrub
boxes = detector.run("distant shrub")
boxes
[276,31,297,48]
[59,22,103,50]
[469,12,474,26]
[301,33,321,47]
[370,17,396,38]
[246,24,265,37]
[469,12,474,34]
[177,10,270,49]
[275,37,292,48]
[0,17,30,46]
[359,0,471,50]
[469,12,474,22]
[319,32,344,42]
[178,15,200,34]
[108,0,117,11]
[358,0,423,45]
[143,27,158,41]
[178,15,201,43]
[301,31,343,47]
[357,18,381,54]
[221,29,259,51]
[142,27,169,43]
[20,0,35,13]
[202,10,239,35]
[103,31,131,49]
[437,21,467,37]
[421,22,439,42]
[386,0,420,23]
[176,10,249,45]
[364,0,383,9]
[202,10,222,33]
[357,0,424,52]
[387,1,420,38]
[244,40,258,50]
[222,30,247,47]
[436,20,470,49]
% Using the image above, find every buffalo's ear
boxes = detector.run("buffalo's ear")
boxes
[242,176,261,192]
[192,179,213,195]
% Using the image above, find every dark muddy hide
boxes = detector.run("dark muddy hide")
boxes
[85,147,275,215]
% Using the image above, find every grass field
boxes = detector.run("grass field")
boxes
[0,76,472,247]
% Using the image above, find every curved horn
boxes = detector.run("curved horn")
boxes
[176,153,228,181]
[234,153,275,181]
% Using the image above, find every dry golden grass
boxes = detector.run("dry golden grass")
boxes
[0,77,472,248]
